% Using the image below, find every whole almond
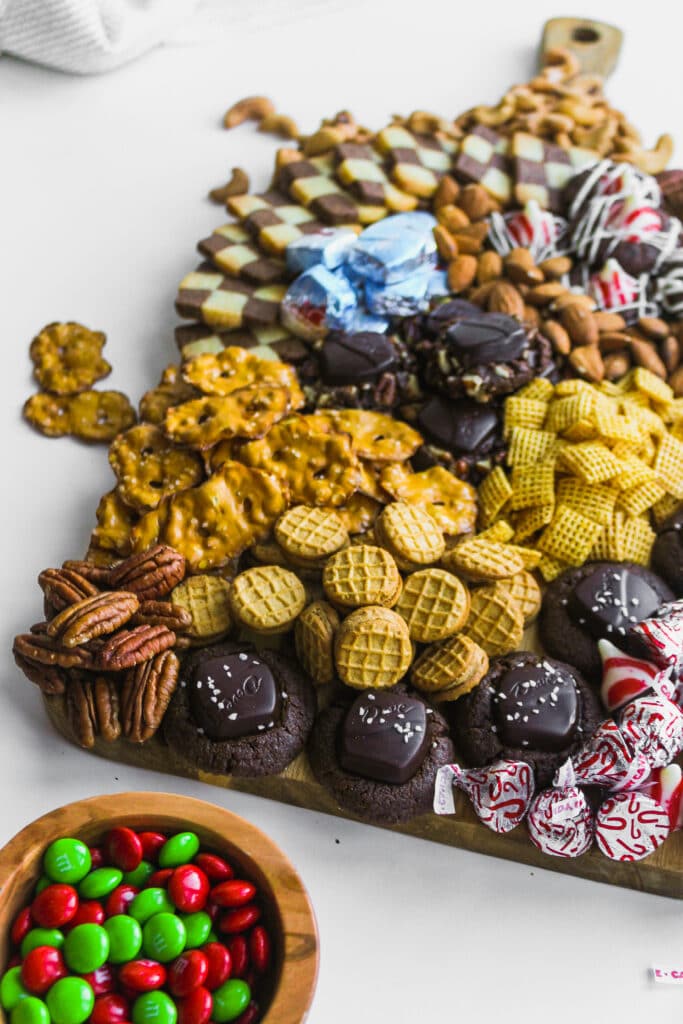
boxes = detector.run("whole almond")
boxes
[523,304,541,328]
[434,224,458,262]
[598,331,634,353]
[670,365,683,396]
[603,352,632,380]
[562,305,599,346]
[433,175,460,209]
[538,255,572,278]
[569,345,604,381]
[594,311,627,332]
[476,251,503,284]
[447,255,478,292]
[543,319,571,355]
[457,184,497,221]
[506,263,544,287]
[505,247,535,271]
[527,282,567,306]
[629,337,667,378]
[453,233,483,255]
[437,204,470,232]
[638,316,669,341]
[468,281,498,305]
[553,292,596,313]
[660,335,680,373]
[487,281,525,319]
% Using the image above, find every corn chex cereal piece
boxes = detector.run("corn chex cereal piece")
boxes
[506,427,557,466]
[510,461,555,510]
[512,504,555,542]
[632,367,674,406]
[589,511,627,561]
[503,397,548,438]
[375,125,455,198]
[592,404,641,445]
[454,126,512,203]
[478,466,513,525]
[516,378,554,402]
[477,521,515,543]
[555,479,616,525]
[654,433,683,498]
[505,544,543,570]
[617,480,666,517]
[621,400,666,438]
[609,455,657,492]
[538,505,603,565]
[544,392,596,434]
[652,493,683,527]
[620,517,655,565]
[557,441,623,483]
[562,419,597,443]
[537,553,570,582]
[197,223,286,284]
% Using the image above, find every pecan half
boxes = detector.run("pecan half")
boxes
[121,650,180,742]
[131,600,192,633]
[13,632,95,670]
[39,567,100,612]
[107,546,186,601]
[13,650,67,694]
[62,559,115,586]
[66,673,121,748]
[96,624,176,671]
[47,591,139,648]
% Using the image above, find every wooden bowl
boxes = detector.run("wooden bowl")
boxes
[0,792,318,1023]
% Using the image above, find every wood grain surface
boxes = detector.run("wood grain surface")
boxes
[42,694,683,901]
[541,17,623,78]
[0,792,319,1024]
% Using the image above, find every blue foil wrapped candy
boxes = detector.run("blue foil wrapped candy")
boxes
[281,264,359,340]
[346,211,438,284]
[285,227,358,275]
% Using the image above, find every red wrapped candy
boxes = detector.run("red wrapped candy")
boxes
[598,639,672,713]
[595,791,671,861]
[433,760,534,833]
[640,763,683,831]
[559,719,651,792]
[527,786,594,858]
[629,599,683,675]
[619,694,683,769]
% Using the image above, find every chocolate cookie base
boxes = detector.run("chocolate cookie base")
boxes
[448,651,602,788]
[308,690,454,825]
[538,562,675,682]
[651,511,683,597]
[163,643,317,777]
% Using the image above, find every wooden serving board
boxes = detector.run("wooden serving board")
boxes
[42,688,683,901]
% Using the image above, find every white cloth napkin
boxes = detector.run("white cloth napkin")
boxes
[0,0,199,73]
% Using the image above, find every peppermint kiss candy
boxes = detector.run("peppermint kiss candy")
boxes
[641,763,683,831]
[433,760,534,833]
[595,791,670,861]
[619,694,683,769]
[487,201,566,264]
[618,195,664,242]
[630,599,683,673]
[598,639,672,712]
[561,719,651,792]
[527,786,594,858]
[589,258,639,310]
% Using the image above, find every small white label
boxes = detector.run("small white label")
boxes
[652,966,683,984]
[433,765,458,815]
[550,795,583,822]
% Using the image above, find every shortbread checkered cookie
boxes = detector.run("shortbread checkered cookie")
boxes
[174,323,308,364]
[512,132,596,212]
[454,125,512,204]
[227,189,326,255]
[197,223,287,284]
[175,266,286,330]
[276,155,385,225]
[333,142,417,211]
[375,125,456,198]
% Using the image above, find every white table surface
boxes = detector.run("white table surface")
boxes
[1,2,682,1021]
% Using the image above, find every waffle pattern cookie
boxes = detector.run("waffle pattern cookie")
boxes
[275,505,349,562]
[294,600,340,684]
[376,503,445,571]
[411,633,489,700]
[334,606,412,688]
[394,568,470,642]
[464,582,525,656]
[323,545,402,609]
[169,575,233,642]
[229,565,307,633]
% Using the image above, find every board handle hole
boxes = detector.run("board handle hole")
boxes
[572,25,600,43]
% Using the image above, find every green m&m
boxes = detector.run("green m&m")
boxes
[43,839,91,884]
[212,980,251,1022]
[132,991,177,1024]
[158,833,200,869]
[142,913,186,963]
[10,996,50,1024]
[1,967,29,1011]
[129,888,174,924]
[64,923,110,973]
[21,929,64,958]
[179,911,211,949]
[122,860,154,888]
[78,867,123,900]
[104,915,143,963]
[46,978,94,1024]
